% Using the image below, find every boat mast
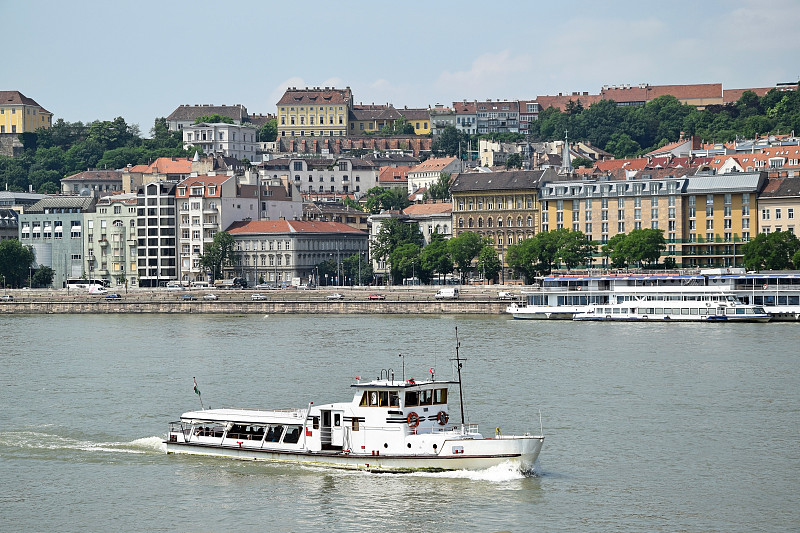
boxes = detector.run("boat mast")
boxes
[452,327,466,426]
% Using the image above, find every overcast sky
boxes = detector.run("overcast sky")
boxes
[4,0,799,135]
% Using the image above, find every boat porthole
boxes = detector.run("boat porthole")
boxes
[433,444,437,450]
[407,443,411,448]
[384,443,388,449]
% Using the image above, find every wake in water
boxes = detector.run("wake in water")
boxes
[0,430,166,455]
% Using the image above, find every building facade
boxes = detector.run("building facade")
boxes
[84,194,138,286]
[277,87,353,138]
[60,170,123,195]
[225,220,369,286]
[18,196,96,288]
[165,104,249,132]
[757,177,800,236]
[136,182,178,287]
[182,122,259,162]
[407,157,461,195]
[475,100,519,134]
[0,91,52,156]
[260,157,378,196]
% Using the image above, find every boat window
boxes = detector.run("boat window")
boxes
[690,308,699,315]
[434,388,448,404]
[378,391,389,407]
[283,425,301,444]
[352,418,359,431]
[405,391,418,407]
[266,425,285,442]
[334,414,341,427]
[389,392,400,407]
[420,389,433,405]
[369,391,379,406]
[681,308,689,315]
[359,392,369,406]
[312,416,319,429]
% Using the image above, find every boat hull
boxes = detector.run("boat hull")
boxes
[165,436,544,472]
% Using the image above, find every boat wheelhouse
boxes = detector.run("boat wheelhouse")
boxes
[166,370,544,473]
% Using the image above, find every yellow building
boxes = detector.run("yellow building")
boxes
[400,108,431,135]
[349,104,402,134]
[0,91,52,134]
[276,86,352,138]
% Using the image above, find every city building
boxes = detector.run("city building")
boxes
[450,168,560,281]
[349,104,402,135]
[475,100,519,134]
[276,87,353,138]
[19,196,96,288]
[403,202,452,244]
[401,108,431,135]
[756,177,800,236]
[600,83,722,109]
[258,157,378,197]
[0,208,18,241]
[60,170,122,195]
[377,166,410,192]
[407,157,461,195]
[0,91,52,157]
[0,191,48,213]
[430,105,455,136]
[453,101,477,135]
[165,104,250,132]
[84,194,138,287]
[303,202,370,232]
[136,181,178,287]
[175,174,259,284]
[182,122,259,162]
[122,157,193,193]
[225,219,368,286]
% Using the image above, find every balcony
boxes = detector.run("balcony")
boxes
[98,239,109,247]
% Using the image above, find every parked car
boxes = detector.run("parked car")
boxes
[434,288,460,300]
[368,293,386,300]
[0,295,13,301]
[327,293,345,300]
[181,294,197,301]
[104,293,123,299]
[497,291,517,301]
[254,283,274,290]
[251,293,267,301]
[202,293,219,300]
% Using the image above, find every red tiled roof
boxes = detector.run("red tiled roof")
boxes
[226,220,365,234]
[410,157,458,172]
[277,87,352,106]
[403,203,452,215]
[378,166,410,183]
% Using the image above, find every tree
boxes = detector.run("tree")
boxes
[476,245,501,282]
[363,186,410,213]
[571,156,594,168]
[194,114,234,124]
[341,253,372,285]
[743,231,800,270]
[0,239,35,288]
[259,119,278,142]
[426,172,451,200]
[602,233,628,269]
[316,259,338,285]
[448,232,484,280]
[420,232,453,283]
[554,229,595,269]
[31,266,55,288]
[624,228,666,266]
[198,231,237,280]
[389,243,422,285]
[505,153,522,169]
[431,125,467,157]
[371,219,424,283]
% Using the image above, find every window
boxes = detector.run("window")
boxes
[776,208,782,219]
[789,208,794,219]
[762,209,770,220]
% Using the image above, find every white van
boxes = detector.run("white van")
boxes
[435,288,459,300]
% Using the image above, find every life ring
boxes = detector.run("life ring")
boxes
[762,284,768,289]
[407,412,420,428]
[576,286,582,291]
[437,411,449,425]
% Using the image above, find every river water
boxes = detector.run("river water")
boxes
[1,314,797,532]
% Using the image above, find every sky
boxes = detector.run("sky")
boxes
[3,0,799,136]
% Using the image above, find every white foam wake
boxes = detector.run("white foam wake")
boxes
[0,431,166,455]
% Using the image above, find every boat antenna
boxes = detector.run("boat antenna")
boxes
[193,377,204,410]
[399,353,405,382]
[451,327,466,426]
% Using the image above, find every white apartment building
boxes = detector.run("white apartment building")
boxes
[84,194,139,287]
[183,122,260,162]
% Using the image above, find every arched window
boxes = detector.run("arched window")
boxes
[497,217,503,228]
[477,217,483,228]
[113,220,123,227]
[487,217,493,228]
[443,224,449,233]
[517,217,522,227]
[527,216,533,227]
[458,218,464,228]
[507,216,513,227]
[468,218,474,228]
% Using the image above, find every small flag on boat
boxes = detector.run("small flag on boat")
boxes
[193,377,201,396]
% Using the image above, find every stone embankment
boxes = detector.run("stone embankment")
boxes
[0,287,516,315]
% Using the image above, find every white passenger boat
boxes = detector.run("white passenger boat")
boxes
[165,339,544,472]
[571,287,770,322]
[506,269,800,321]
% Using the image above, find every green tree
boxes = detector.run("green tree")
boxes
[605,132,641,158]
[555,229,595,269]
[194,114,234,124]
[371,219,424,282]
[389,243,422,285]
[448,232,484,280]
[31,265,55,288]
[571,156,594,168]
[198,231,237,280]
[316,259,338,285]
[743,231,800,270]
[259,119,278,142]
[505,153,522,169]
[420,232,453,283]
[341,253,373,285]
[431,125,467,157]
[0,239,36,288]
[602,233,628,269]
[426,172,451,200]
[624,228,666,266]
[363,186,410,213]
[476,245,501,282]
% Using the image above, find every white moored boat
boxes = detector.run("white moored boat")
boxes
[165,339,544,473]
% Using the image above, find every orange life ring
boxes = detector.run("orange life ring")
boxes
[762,284,768,289]
[577,286,582,291]
[407,412,420,428]
[437,411,449,425]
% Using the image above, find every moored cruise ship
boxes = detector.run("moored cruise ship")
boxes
[506,269,800,321]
